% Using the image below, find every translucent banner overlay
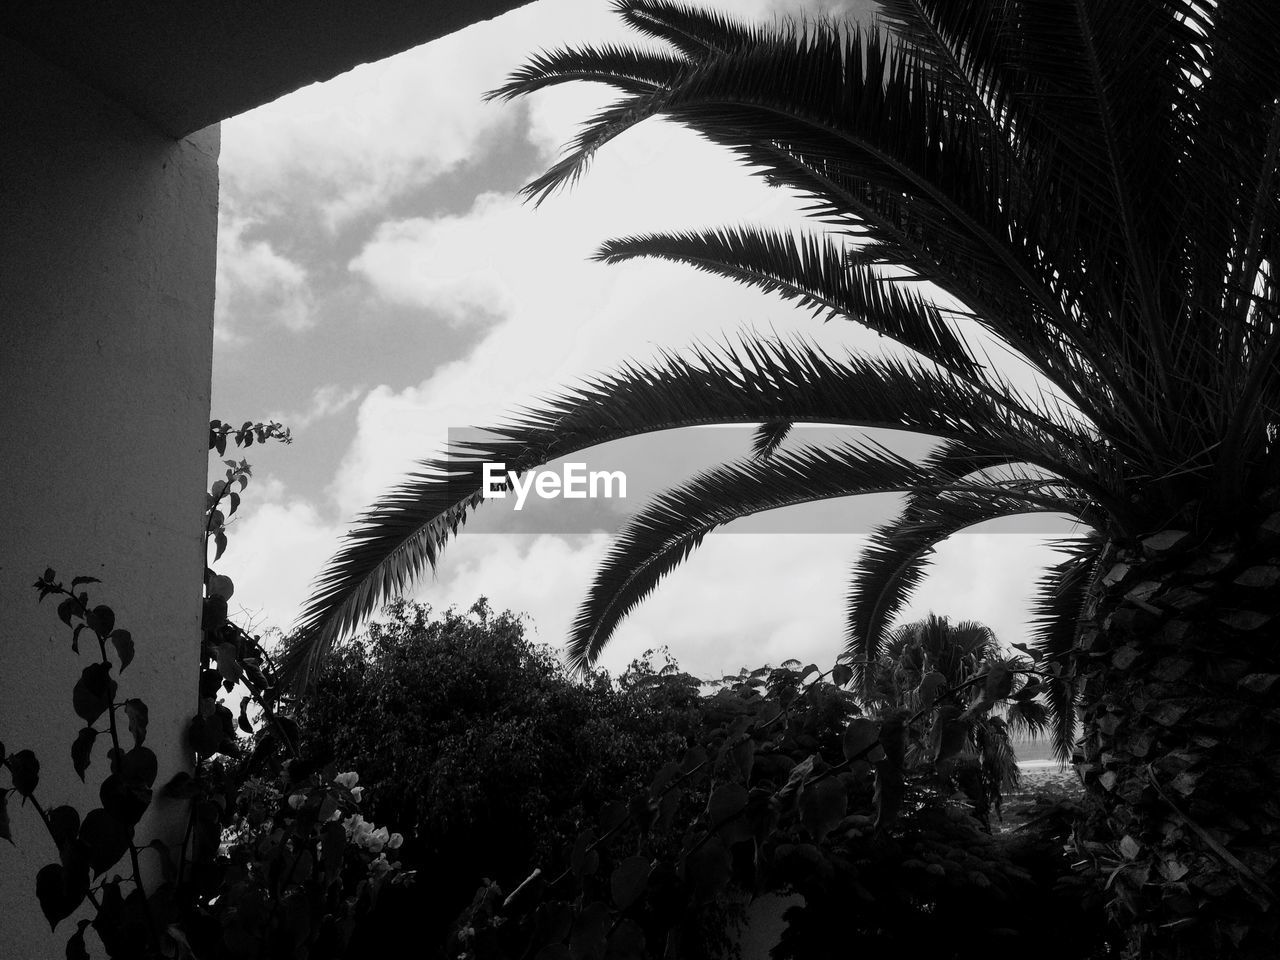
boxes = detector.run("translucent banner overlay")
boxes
[444,425,1084,537]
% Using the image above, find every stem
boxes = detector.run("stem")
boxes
[95,631,160,954]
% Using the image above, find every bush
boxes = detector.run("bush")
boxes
[287,599,702,952]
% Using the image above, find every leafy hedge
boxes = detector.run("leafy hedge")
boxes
[285,601,1112,959]
[288,600,704,952]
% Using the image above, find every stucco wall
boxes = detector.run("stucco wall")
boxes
[0,36,218,958]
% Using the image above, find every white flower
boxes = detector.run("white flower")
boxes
[286,793,306,810]
[367,826,390,853]
[328,807,343,822]
[387,832,404,850]
[343,814,371,841]
[350,786,364,802]
[369,853,393,878]
[333,771,359,790]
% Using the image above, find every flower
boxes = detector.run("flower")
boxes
[287,793,306,810]
[350,786,364,802]
[333,771,359,790]
[387,832,404,851]
[343,814,371,842]
[367,826,390,853]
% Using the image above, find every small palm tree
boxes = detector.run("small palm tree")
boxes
[285,3,1280,954]
[860,615,1046,825]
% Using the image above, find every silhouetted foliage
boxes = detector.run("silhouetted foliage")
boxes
[289,600,703,952]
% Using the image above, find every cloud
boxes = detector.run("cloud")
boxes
[348,194,519,325]
[217,0,636,227]
[215,213,313,340]
[269,384,365,432]
[218,0,815,227]
[219,493,345,636]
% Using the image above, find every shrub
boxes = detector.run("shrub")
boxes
[287,600,703,952]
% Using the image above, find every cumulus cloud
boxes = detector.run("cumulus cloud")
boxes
[220,493,345,635]
[218,0,630,227]
[349,194,520,325]
[269,384,366,433]
[215,213,313,340]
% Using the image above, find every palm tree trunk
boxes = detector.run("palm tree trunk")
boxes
[1073,493,1280,959]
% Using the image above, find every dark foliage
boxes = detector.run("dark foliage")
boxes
[289,599,703,952]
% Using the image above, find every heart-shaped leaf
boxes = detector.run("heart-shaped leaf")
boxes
[109,630,134,672]
[842,718,880,761]
[73,664,115,725]
[71,728,98,781]
[9,749,39,797]
[610,856,650,910]
[706,783,748,826]
[685,836,732,901]
[99,773,151,827]
[36,862,85,929]
[57,598,80,628]
[85,605,115,638]
[799,777,847,843]
[80,808,131,876]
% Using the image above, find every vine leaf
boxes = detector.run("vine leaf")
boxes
[873,767,905,832]
[9,749,39,797]
[80,808,131,877]
[570,901,610,957]
[215,643,242,685]
[685,836,732,901]
[706,782,748,825]
[35,862,84,929]
[610,856,650,910]
[66,920,92,960]
[799,777,847,843]
[57,598,80,628]
[71,728,98,782]
[609,918,646,959]
[85,605,115,638]
[48,806,81,851]
[842,718,883,762]
[72,664,116,726]
[99,772,152,827]
[109,631,134,672]
[916,671,946,709]
[124,700,148,747]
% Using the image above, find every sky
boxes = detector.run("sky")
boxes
[210,0,1079,681]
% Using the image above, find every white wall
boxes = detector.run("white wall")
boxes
[0,35,218,958]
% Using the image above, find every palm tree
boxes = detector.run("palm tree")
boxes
[284,2,1280,954]
[860,614,1047,827]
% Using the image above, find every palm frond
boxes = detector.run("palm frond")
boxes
[751,420,791,459]
[612,0,769,59]
[595,226,982,375]
[1029,535,1102,760]
[844,482,1089,684]
[287,336,1096,689]
[568,439,931,668]
[484,43,688,101]
[568,442,1080,669]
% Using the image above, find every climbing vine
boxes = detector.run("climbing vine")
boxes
[0,420,412,959]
